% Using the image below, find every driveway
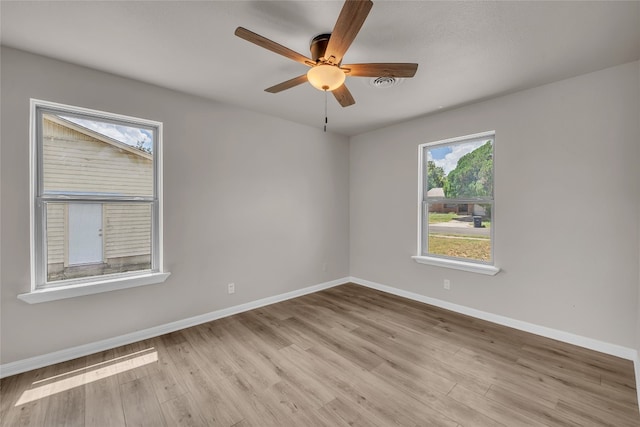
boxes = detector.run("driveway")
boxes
[429,220,490,237]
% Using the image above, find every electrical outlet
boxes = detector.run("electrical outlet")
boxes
[444,279,450,290]
[228,283,235,294]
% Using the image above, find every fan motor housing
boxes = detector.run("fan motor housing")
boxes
[310,33,331,62]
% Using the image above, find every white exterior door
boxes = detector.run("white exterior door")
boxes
[68,203,103,265]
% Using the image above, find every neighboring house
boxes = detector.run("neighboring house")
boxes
[43,115,153,279]
[426,187,448,213]
[426,187,485,216]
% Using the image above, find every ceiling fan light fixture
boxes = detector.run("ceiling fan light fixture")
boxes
[307,65,346,91]
[235,0,416,108]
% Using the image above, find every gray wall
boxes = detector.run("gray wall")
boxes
[637,63,640,362]
[350,61,640,348]
[0,47,350,364]
[2,47,639,365]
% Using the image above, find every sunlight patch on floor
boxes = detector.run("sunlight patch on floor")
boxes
[15,348,157,406]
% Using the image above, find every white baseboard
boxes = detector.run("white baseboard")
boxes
[0,277,348,379]
[349,276,637,361]
[3,275,638,384]
[635,353,640,411]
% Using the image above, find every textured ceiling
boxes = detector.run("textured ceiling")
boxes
[2,1,639,136]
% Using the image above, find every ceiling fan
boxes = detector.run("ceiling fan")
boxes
[235,0,418,107]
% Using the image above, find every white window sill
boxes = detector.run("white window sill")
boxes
[18,272,171,304]
[412,256,500,276]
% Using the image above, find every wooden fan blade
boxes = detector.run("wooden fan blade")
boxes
[324,0,373,65]
[332,84,355,107]
[235,27,314,66]
[265,74,308,93]
[342,63,418,78]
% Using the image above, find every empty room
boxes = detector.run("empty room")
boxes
[1,1,639,426]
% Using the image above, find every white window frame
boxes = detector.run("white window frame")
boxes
[19,99,169,304]
[412,131,500,275]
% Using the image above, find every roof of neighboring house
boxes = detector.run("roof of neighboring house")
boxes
[44,114,153,161]
[427,187,445,197]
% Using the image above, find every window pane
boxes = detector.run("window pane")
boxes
[426,203,492,262]
[46,202,152,282]
[42,113,154,197]
[425,138,493,199]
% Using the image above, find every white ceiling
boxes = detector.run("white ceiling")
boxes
[2,1,639,136]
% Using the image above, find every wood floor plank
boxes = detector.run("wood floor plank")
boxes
[0,368,51,427]
[179,324,240,379]
[210,317,287,390]
[161,335,245,426]
[370,362,502,427]
[146,357,187,405]
[2,283,638,426]
[235,310,293,350]
[448,384,546,427]
[120,376,166,427]
[317,397,385,427]
[370,357,455,397]
[85,376,125,427]
[41,358,87,427]
[520,341,630,384]
[280,344,402,425]
[0,375,19,416]
[112,341,153,386]
[224,379,285,426]
[266,350,335,407]
[159,391,207,426]
[555,398,640,427]
[280,301,361,335]
[449,347,564,400]
[283,316,385,371]
[345,324,492,396]
[484,384,580,427]
[303,344,460,426]
[84,349,126,427]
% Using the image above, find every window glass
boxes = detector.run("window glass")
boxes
[45,202,152,283]
[427,202,492,262]
[421,133,494,264]
[33,101,161,289]
[42,114,154,197]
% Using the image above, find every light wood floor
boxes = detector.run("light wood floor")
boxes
[1,283,638,426]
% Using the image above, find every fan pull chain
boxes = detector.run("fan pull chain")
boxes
[324,89,328,133]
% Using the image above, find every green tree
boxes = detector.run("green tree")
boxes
[426,161,446,190]
[444,141,493,198]
[136,138,152,154]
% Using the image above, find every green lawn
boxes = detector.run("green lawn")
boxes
[428,235,491,261]
[428,212,459,223]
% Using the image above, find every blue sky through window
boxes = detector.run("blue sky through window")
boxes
[60,116,153,153]
[429,146,451,160]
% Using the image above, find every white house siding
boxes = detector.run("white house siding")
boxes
[43,117,152,272]
[104,204,151,260]
[42,119,152,196]
[46,203,65,267]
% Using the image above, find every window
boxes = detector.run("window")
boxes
[413,131,499,275]
[21,100,169,303]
